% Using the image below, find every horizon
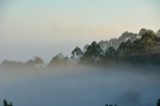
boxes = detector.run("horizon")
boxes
[0,0,160,62]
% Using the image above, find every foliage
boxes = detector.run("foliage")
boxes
[157,99,160,106]
[81,41,104,63]
[3,99,13,106]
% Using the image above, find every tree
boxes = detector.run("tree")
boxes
[34,56,44,65]
[3,99,8,106]
[3,99,13,106]
[118,40,131,51]
[71,46,83,60]
[84,41,103,57]
[10,102,13,106]
[157,99,160,106]
[105,47,117,59]
[81,41,104,63]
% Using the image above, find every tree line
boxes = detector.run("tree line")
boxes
[2,98,160,106]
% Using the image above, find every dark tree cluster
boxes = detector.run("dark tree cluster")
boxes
[157,99,160,106]
[114,29,160,64]
[3,99,13,106]
[81,41,104,63]
[79,28,160,65]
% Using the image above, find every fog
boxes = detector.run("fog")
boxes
[0,65,159,106]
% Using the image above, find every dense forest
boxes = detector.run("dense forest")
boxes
[71,28,160,65]
[1,28,160,70]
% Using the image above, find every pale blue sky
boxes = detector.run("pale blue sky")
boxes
[0,0,160,62]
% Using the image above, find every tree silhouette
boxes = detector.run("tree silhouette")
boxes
[157,99,160,106]
[3,100,7,106]
[3,99,13,106]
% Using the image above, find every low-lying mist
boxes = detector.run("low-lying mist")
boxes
[0,65,159,106]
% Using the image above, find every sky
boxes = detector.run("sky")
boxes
[0,0,160,62]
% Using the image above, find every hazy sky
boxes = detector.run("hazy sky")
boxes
[0,0,160,62]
